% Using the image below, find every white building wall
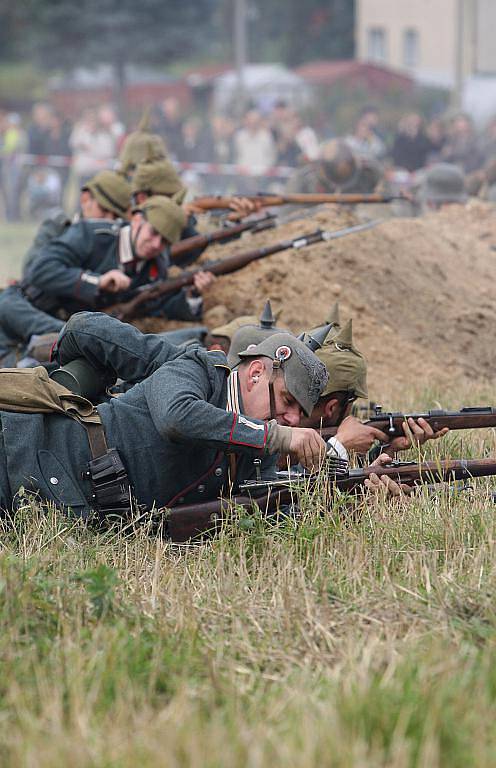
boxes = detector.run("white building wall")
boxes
[475,0,496,74]
[356,0,460,87]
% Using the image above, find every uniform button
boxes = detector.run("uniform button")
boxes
[198,484,205,494]
[214,467,222,477]
[50,477,59,485]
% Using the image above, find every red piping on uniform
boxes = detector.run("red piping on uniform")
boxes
[166,450,224,508]
[229,415,268,449]
[48,339,58,362]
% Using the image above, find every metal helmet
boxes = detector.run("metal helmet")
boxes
[319,139,358,188]
[131,158,187,202]
[132,195,186,244]
[315,319,368,400]
[227,300,288,367]
[82,170,131,218]
[118,111,167,178]
[238,332,329,417]
[420,163,467,205]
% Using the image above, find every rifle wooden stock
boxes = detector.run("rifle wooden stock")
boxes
[192,192,396,211]
[104,219,380,321]
[166,457,496,542]
[318,407,496,442]
[169,214,276,263]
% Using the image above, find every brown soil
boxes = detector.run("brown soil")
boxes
[136,201,496,397]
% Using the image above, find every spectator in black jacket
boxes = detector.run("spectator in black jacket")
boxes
[391,113,435,172]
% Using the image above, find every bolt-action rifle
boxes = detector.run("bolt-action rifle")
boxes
[165,457,496,542]
[169,213,276,264]
[104,218,380,322]
[191,192,407,219]
[318,406,496,442]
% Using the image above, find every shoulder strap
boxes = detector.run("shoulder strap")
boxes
[82,421,108,458]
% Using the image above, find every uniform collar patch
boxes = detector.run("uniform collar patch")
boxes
[226,370,241,414]
[119,225,134,265]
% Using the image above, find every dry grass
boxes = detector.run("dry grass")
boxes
[0,385,496,766]
[0,222,36,286]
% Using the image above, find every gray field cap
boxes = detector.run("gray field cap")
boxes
[238,332,329,417]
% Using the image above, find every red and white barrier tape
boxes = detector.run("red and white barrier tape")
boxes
[16,153,295,178]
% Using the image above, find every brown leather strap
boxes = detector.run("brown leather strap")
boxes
[82,421,109,459]
[268,360,281,421]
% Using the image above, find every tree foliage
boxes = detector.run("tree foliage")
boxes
[249,0,355,66]
[1,0,355,74]
[0,0,219,73]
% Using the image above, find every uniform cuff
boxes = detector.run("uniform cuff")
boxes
[326,436,349,461]
[265,420,292,455]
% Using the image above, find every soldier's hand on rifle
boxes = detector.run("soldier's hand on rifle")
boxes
[289,428,327,471]
[335,416,388,454]
[183,201,210,217]
[388,417,449,452]
[98,269,132,293]
[365,453,413,497]
[228,197,264,217]
[191,271,216,295]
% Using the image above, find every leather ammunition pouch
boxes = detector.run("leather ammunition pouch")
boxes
[0,366,133,523]
[83,422,132,524]
[86,448,131,522]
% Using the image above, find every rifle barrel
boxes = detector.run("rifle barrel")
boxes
[105,218,380,321]
[166,457,496,541]
[192,192,398,211]
[318,407,496,442]
[169,215,276,262]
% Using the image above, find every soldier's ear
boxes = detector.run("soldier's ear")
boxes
[323,398,340,419]
[246,359,265,389]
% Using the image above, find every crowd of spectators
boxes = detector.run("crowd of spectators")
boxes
[1,94,496,221]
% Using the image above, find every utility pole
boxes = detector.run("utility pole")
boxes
[453,0,464,110]
[234,0,247,117]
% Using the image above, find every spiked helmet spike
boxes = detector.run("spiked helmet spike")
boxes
[326,302,341,327]
[259,299,276,329]
[305,323,334,352]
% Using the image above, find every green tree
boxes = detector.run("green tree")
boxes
[249,0,355,66]
[1,0,219,106]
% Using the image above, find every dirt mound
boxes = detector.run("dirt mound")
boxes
[137,201,496,397]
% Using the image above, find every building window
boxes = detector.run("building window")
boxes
[367,27,388,63]
[403,28,419,68]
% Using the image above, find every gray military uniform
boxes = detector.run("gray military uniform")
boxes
[0,313,276,517]
[0,218,204,365]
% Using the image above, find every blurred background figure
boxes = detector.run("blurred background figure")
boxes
[69,108,100,188]
[25,167,62,220]
[154,96,184,160]
[292,113,320,162]
[69,105,122,190]
[97,104,125,155]
[1,113,27,221]
[181,116,209,163]
[479,115,496,161]
[234,109,276,191]
[441,113,484,173]
[391,113,436,172]
[345,106,386,162]
[274,117,301,167]
[27,102,55,156]
[425,117,447,162]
